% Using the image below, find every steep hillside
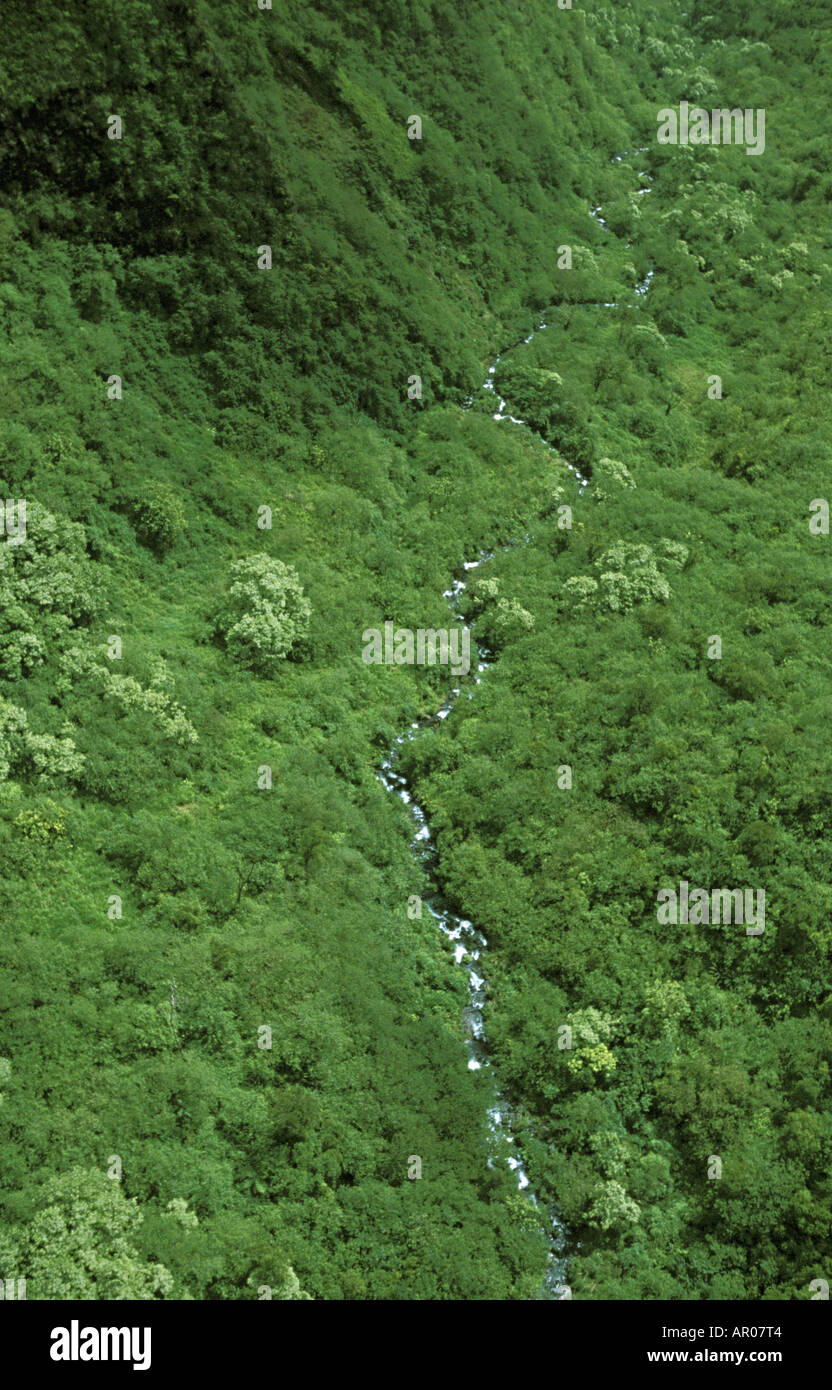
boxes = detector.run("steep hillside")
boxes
[407,0,832,1299]
[0,0,829,1301]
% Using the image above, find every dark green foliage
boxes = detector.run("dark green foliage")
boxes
[131,482,186,555]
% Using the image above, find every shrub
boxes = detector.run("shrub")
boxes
[0,502,98,678]
[131,482,186,554]
[587,1179,641,1232]
[593,457,636,500]
[216,555,312,674]
[0,699,84,784]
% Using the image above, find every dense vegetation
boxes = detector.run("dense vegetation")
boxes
[1,0,830,1299]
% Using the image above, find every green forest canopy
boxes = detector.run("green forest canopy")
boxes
[0,0,830,1300]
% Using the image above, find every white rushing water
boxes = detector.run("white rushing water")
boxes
[377,158,653,1299]
[379,547,571,1298]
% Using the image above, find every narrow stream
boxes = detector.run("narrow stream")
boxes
[378,318,577,1295]
[379,541,571,1298]
[378,158,653,1300]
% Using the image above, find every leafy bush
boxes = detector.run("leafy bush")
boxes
[131,482,187,554]
[595,543,672,612]
[0,700,84,784]
[587,1179,641,1232]
[0,1167,173,1299]
[593,457,636,500]
[0,503,98,679]
[565,543,676,613]
[216,555,312,674]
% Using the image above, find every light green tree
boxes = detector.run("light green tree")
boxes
[0,1168,174,1300]
[216,555,311,674]
[587,1179,641,1232]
